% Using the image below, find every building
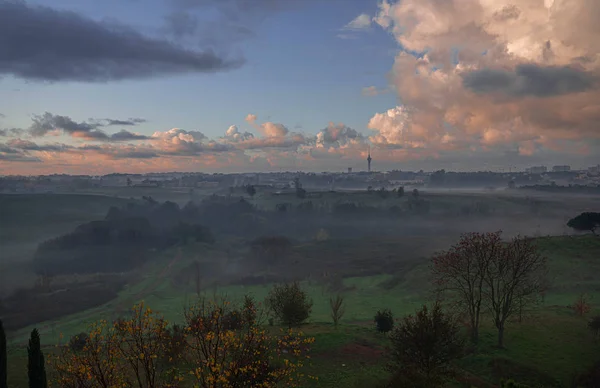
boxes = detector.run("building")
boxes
[367,146,372,173]
[552,165,571,172]
[526,166,547,174]
[347,167,352,173]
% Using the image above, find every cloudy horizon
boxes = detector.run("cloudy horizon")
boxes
[1,0,599,175]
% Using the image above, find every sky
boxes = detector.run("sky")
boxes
[0,0,599,175]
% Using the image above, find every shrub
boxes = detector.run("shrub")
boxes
[387,304,463,387]
[67,332,89,352]
[374,309,394,333]
[266,282,313,327]
[500,379,530,387]
[588,316,600,338]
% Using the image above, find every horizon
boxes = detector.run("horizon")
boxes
[1,0,599,175]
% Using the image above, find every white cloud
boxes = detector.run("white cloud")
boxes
[343,13,373,30]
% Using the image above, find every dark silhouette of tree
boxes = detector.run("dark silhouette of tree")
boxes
[245,185,256,197]
[412,188,419,198]
[374,309,394,334]
[27,328,48,388]
[250,236,292,267]
[387,303,463,387]
[377,187,389,199]
[397,186,405,197]
[483,236,546,348]
[567,212,600,235]
[429,169,446,186]
[588,316,600,339]
[296,187,307,199]
[126,177,132,187]
[0,319,6,388]
[432,231,503,344]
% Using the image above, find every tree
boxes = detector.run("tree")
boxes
[0,319,6,388]
[412,188,419,198]
[245,184,256,197]
[27,329,47,388]
[397,186,405,197]
[266,282,313,327]
[296,187,307,199]
[573,293,592,316]
[588,316,600,339]
[184,296,313,387]
[387,304,463,387]
[432,231,503,343]
[374,309,394,334]
[567,212,600,235]
[250,236,292,267]
[329,295,345,328]
[484,236,546,348]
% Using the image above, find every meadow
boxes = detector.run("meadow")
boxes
[2,191,600,387]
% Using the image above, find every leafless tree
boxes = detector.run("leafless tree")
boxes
[483,236,547,348]
[329,294,345,328]
[432,231,503,343]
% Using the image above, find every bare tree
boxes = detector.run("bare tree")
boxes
[329,294,345,328]
[483,236,547,348]
[432,231,503,343]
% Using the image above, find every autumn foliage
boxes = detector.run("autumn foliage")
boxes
[50,298,314,388]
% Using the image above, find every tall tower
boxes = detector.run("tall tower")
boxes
[367,145,372,173]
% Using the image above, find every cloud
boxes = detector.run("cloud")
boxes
[7,138,73,152]
[224,125,254,142]
[163,0,303,46]
[0,1,243,82]
[364,0,600,160]
[28,112,150,141]
[109,130,151,141]
[362,85,390,97]
[101,118,147,126]
[462,64,595,97]
[0,128,25,137]
[343,13,373,30]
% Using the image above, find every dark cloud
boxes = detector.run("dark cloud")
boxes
[30,112,101,137]
[0,152,41,162]
[28,112,150,141]
[462,64,595,97]
[102,118,147,126]
[0,128,25,137]
[109,130,151,141]
[7,138,73,152]
[0,1,244,82]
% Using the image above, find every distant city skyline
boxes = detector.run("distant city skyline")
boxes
[1,0,599,175]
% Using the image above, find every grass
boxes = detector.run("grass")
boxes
[4,209,600,387]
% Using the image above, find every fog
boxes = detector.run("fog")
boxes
[0,184,594,334]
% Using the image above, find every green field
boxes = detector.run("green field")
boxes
[5,234,600,387]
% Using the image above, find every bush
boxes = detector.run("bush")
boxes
[387,304,463,387]
[588,316,600,338]
[500,379,531,388]
[67,332,89,352]
[374,309,394,333]
[266,282,313,327]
